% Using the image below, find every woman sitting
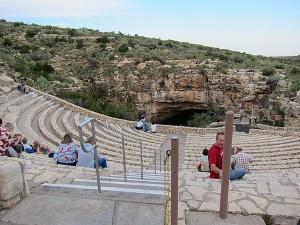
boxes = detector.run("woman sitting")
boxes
[56,133,78,166]
[32,140,51,154]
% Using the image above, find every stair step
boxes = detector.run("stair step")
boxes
[42,183,164,195]
[92,176,164,184]
[73,179,164,189]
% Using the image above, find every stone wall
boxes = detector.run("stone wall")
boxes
[29,86,227,135]
[0,157,29,209]
[250,124,300,136]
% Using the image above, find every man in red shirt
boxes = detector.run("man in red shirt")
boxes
[208,132,245,180]
[208,131,225,179]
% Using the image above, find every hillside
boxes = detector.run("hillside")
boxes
[0,19,300,126]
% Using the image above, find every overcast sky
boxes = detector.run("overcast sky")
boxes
[1,0,300,56]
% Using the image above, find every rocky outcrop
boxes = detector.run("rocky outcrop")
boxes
[0,157,29,209]
[111,59,299,126]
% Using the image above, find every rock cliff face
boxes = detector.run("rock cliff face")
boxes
[114,60,265,122]
[1,57,300,126]
[105,58,300,126]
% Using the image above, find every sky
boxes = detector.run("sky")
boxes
[1,0,300,57]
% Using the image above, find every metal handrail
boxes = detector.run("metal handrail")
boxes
[78,117,160,183]
[78,118,101,192]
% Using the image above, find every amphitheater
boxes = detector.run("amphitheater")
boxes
[0,86,300,225]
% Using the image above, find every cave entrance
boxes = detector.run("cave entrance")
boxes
[159,109,207,126]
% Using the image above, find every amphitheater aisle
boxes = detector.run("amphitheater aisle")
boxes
[159,133,187,171]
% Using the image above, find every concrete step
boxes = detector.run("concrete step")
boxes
[41,171,166,196]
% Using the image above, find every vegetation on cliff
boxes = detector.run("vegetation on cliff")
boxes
[0,19,299,125]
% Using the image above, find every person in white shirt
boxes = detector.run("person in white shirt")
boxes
[77,136,107,168]
[150,122,157,133]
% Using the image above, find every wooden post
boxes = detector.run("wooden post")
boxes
[171,137,179,225]
[219,110,234,219]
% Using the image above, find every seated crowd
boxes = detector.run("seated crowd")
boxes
[196,132,253,181]
[56,133,107,168]
[0,119,107,170]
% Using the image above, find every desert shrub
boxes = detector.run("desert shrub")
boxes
[215,62,229,73]
[25,29,38,38]
[151,55,165,64]
[187,113,215,127]
[67,29,77,37]
[274,64,284,69]
[96,36,109,44]
[187,105,225,127]
[3,38,13,46]
[19,45,30,54]
[118,44,129,53]
[198,66,206,75]
[262,67,275,76]
[266,75,279,93]
[165,42,173,48]
[159,80,165,88]
[54,36,68,43]
[290,66,300,75]
[288,78,300,96]
[103,101,135,120]
[76,39,84,49]
[57,90,134,120]
[232,55,244,63]
[128,38,135,48]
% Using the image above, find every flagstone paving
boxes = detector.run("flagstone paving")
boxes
[9,152,299,224]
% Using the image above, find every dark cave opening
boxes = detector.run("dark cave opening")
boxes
[159,109,207,126]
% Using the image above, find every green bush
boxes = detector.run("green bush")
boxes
[128,38,135,48]
[118,44,129,52]
[19,45,30,54]
[232,55,244,63]
[262,67,275,76]
[274,64,284,69]
[216,62,229,73]
[187,113,215,127]
[266,75,279,93]
[25,29,38,38]
[76,39,84,49]
[3,38,12,46]
[67,29,77,37]
[96,36,109,44]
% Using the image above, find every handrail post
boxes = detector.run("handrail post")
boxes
[140,140,143,179]
[154,150,157,174]
[92,120,101,193]
[78,118,101,193]
[171,137,179,225]
[219,110,234,219]
[122,133,127,181]
[160,148,162,172]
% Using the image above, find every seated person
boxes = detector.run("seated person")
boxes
[196,148,209,172]
[150,122,157,133]
[4,123,23,158]
[135,120,144,130]
[57,133,78,166]
[32,140,51,154]
[22,137,35,153]
[17,81,28,94]
[0,120,17,156]
[141,117,148,132]
[77,136,107,168]
[231,147,253,173]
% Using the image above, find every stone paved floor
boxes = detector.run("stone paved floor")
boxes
[20,152,300,224]
[178,168,300,223]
